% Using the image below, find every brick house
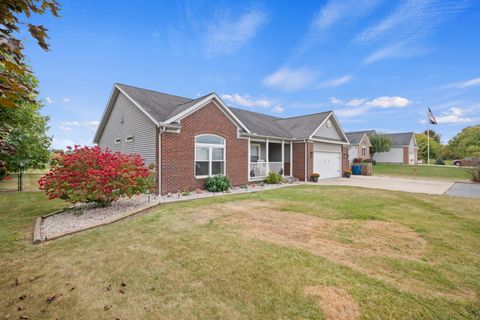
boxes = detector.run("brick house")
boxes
[345,131,372,163]
[93,84,350,195]
[347,130,418,165]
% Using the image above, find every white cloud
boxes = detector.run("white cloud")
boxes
[346,98,367,107]
[442,77,480,89]
[313,0,379,30]
[331,96,411,117]
[435,107,474,124]
[318,75,352,88]
[356,0,469,63]
[335,105,371,118]
[329,97,343,105]
[271,105,284,113]
[45,97,53,104]
[59,126,72,132]
[62,97,70,103]
[221,93,284,114]
[221,94,272,108]
[366,96,410,108]
[263,67,316,91]
[204,9,267,57]
[59,120,100,132]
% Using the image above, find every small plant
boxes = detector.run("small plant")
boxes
[466,165,480,183]
[311,173,320,182]
[204,175,230,192]
[435,158,445,165]
[264,172,282,184]
[182,187,191,196]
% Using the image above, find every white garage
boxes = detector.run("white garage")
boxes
[313,142,342,179]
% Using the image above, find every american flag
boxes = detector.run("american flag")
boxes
[428,107,437,125]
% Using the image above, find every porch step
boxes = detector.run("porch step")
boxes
[283,176,298,184]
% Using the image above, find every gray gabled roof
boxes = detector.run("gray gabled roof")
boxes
[117,83,212,122]
[345,130,374,145]
[102,83,346,141]
[380,132,415,147]
[229,107,292,138]
[276,112,331,139]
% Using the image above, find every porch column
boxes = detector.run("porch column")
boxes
[281,140,284,176]
[290,142,293,177]
[247,137,251,181]
[266,138,269,174]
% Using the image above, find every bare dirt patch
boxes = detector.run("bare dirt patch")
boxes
[188,200,476,299]
[197,201,426,263]
[304,286,360,320]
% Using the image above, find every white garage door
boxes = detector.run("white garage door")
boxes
[314,151,342,179]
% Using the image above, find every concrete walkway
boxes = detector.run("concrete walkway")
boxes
[315,175,454,195]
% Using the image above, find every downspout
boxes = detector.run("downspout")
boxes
[156,126,165,196]
[304,140,307,182]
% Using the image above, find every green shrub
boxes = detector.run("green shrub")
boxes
[466,165,480,183]
[264,172,282,184]
[435,158,445,165]
[204,175,230,192]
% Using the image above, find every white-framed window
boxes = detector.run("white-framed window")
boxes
[362,146,366,157]
[195,134,225,177]
[114,137,121,145]
[125,135,134,143]
[250,143,261,162]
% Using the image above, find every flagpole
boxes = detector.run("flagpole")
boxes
[427,108,430,165]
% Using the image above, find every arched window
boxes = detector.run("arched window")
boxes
[195,135,225,177]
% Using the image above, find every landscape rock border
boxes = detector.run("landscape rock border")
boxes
[33,182,301,244]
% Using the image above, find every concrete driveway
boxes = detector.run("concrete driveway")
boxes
[447,183,480,199]
[315,175,454,195]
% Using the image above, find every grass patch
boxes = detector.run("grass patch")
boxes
[373,163,469,180]
[0,186,479,319]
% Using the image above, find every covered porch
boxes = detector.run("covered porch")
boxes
[248,139,293,181]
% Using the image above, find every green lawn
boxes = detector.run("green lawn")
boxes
[373,163,469,180]
[1,187,480,319]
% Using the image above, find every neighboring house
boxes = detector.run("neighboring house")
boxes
[93,84,351,195]
[372,132,418,165]
[345,131,372,163]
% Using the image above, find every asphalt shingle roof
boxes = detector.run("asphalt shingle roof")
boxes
[117,83,206,122]
[276,112,331,139]
[380,132,415,146]
[345,130,374,144]
[114,84,339,140]
[228,107,292,138]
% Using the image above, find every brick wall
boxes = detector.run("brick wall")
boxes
[292,142,306,181]
[342,145,349,175]
[160,101,248,195]
[292,142,313,181]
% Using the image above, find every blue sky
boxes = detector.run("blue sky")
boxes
[22,0,480,149]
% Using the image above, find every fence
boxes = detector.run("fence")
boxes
[0,173,44,192]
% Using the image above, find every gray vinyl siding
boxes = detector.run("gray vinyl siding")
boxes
[98,92,157,165]
[313,119,342,140]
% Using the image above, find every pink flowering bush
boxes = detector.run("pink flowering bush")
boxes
[39,146,154,206]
